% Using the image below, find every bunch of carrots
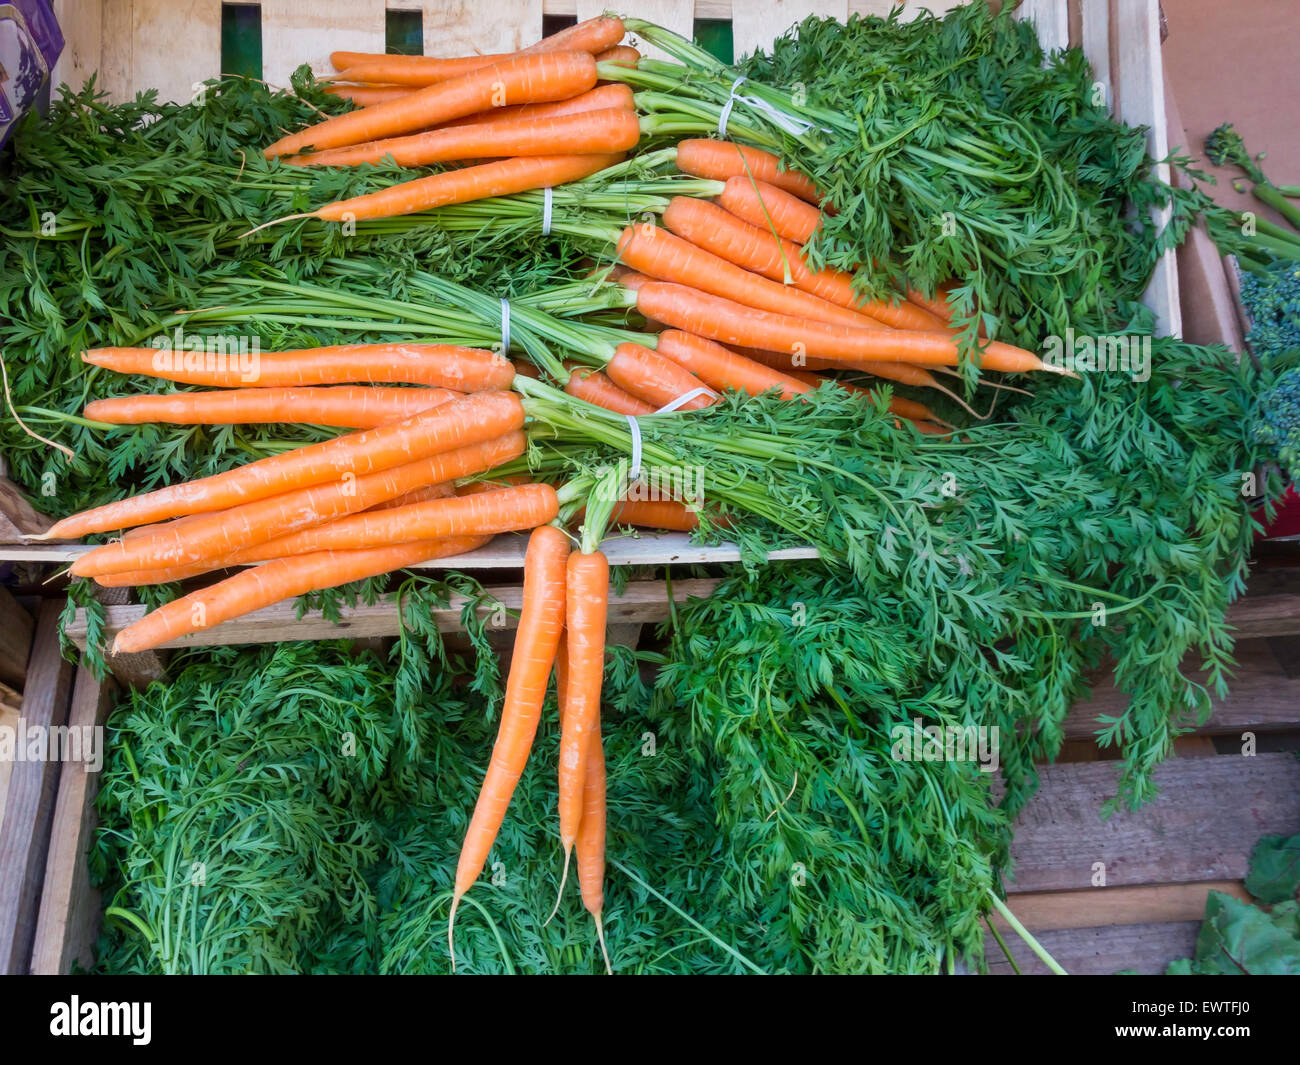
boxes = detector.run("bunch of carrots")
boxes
[39,14,1074,972]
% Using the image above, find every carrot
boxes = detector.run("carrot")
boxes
[329,53,507,83]
[448,525,570,966]
[674,139,820,204]
[555,550,608,898]
[285,107,640,169]
[83,342,512,392]
[112,535,493,654]
[270,153,623,225]
[594,45,639,68]
[441,83,633,129]
[662,196,948,332]
[907,282,959,322]
[563,362,654,415]
[717,176,823,244]
[609,498,699,532]
[615,223,885,331]
[655,329,808,400]
[793,370,944,423]
[264,52,599,158]
[46,391,525,540]
[70,431,526,577]
[83,386,458,428]
[517,15,625,57]
[633,281,1057,373]
[605,342,717,411]
[323,84,414,107]
[576,719,610,973]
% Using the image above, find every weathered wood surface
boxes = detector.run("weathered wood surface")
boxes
[985,920,1199,975]
[0,587,34,689]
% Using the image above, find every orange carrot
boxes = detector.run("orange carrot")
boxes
[907,282,959,322]
[112,535,493,654]
[440,83,633,129]
[47,391,525,540]
[284,153,623,224]
[605,342,717,411]
[556,550,608,894]
[83,386,458,428]
[83,343,511,392]
[329,53,507,83]
[655,330,808,400]
[563,362,654,415]
[737,345,943,392]
[790,370,942,423]
[576,716,610,973]
[663,196,947,332]
[633,281,1055,373]
[594,45,639,68]
[285,107,640,169]
[449,525,570,965]
[264,52,598,158]
[675,139,820,203]
[616,223,884,331]
[609,498,699,532]
[718,176,822,244]
[70,431,526,577]
[322,84,414,107]
[518,15,625,57]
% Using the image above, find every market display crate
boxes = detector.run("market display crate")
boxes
[3,0,1297,977]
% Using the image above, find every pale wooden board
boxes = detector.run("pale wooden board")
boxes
[1064,640,1300,741]
[0,587,34,690]
[422,0,544,59]
[578,0,691,61]
[127,0,221,105]
[50,0,104,91]
[1078,0,1110,108]
[1014,0,1069,52]
[261,1,386,88]
[991,880,1250,932]
[731,1,848,60]
[1002,752,1300,893]
[0,530,821,568]
[30,669,115,976]
[985,920,1199,975]
[0,601,75,975]
[64,577,722,650]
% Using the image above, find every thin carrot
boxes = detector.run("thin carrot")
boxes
[632,281,1058,373]
[322,84,413,107]
[717,176,823,244]
[70,431,526,577]
[329,53,507,83]
[655,329,808,400]
[517,15,625,57]
[83,342,511,392]
[440,83,633,128]
[83,386,458,428]
[576,718,610,973]
[605,342,717,410]
[111,535,493,654]
[663,196,948,332]
[674,139,820,204]
[907,282,960,322]
[264,52,599,158]
[46,391,525,540]
[262,153,623,226]
[608,498,699,532]
[791,370,945,424]
[449,525,570,966]
[594,45,639,68]
[285,107,640,169]
[563,361,654,415]
[616,223,885,331]
[555,550,608,900]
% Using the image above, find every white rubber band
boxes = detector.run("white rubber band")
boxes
[654,387,715,414]
[541,186,553,236]
[717,76,747,137]
[499,298,511,353]
[625,415,643,483]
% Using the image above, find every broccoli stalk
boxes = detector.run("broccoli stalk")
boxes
[1206,122,1300,232]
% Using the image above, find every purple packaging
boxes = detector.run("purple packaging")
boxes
[0,0,64,147]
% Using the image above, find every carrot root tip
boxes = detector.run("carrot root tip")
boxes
[594,913,612,975]
[543,846,573,927]
[238,212,315,239]
[448,894,460,972]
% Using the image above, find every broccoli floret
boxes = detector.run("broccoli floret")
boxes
[1241,260,1300,361]
[1254,366,1300,482]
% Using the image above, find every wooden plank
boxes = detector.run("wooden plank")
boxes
[0,587,33,690]
[0,531,822,568]
[128,0,221,105]
[422,0,543,59]
[1003,752,1300,893]
[0,601,75,975]
[985,920,1199,975]
[51,0,104,91]
[1078,0,1111,108]
[731,1,848,60]
[261,1,386,87]
[1112,0,1181,337]
[30,670,114,976]
[90,586,166,689]
[64,577,723,651]
[0,702,19,834]
[1065,640,1300,740]
[1014,0,1069,52]
[579,0,692,61]
[0,477,56,544]
[991,880,1249,933]
[96,0,134,103]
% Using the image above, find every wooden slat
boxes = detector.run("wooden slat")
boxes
[0,587,33,690]
[1003,752,1300,893]
[29,669,114,976]
[731,1,848,60]
[0,601,75,974]
[64,577,723,651]
[1079,0,1111,106]
[985,920,1199,975]
[423,0,542,59]
[992,880,1249,933]
[126,0,221,105]
[579,0,693,61]
[50,0,103,93]
[261,1,386,87]
[1014,0,1070,52]
[0,703,19,834]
